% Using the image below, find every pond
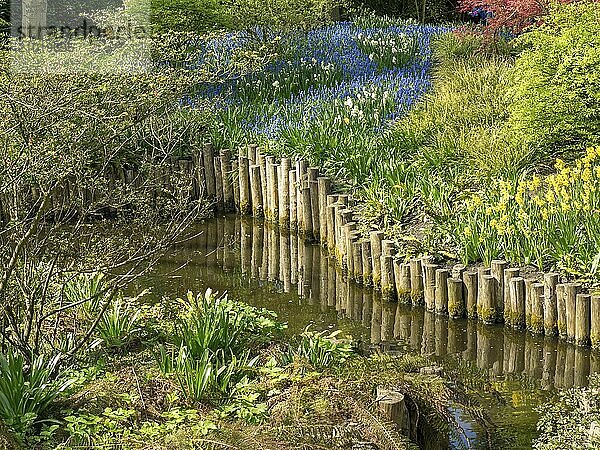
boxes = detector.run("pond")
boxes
[132,215,600,449]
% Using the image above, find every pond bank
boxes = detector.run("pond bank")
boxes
[140,215,598,448]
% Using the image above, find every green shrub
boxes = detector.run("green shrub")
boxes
[0,353,73,438]
[281,329,354,369]
[507,1,600,158]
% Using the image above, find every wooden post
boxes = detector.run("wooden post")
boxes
[591,294,600,349]
[435,269,450,315]
[380,255,396,301]
[352,238,363,284]
[296,160,307,231]
[503,268,520,325]
[214,156,223,209]
[258,153,268,216]
[232,158,240,211]
[289,170,298,230]
[423,263,438,312]
[250,165,263,217]
[464,271,478,319]
[565,283,580,342]
[491,260,508,322]
[239,156,251,215]
[452,264,466,280]
[479,274,496,325]
[477,267,491,320]
[510,277,526,329]
[529,283,545,335]
[543,273,559,336]
[278,158,291,228]
[557,284,567,339]
[203,143,216,198]
[318,177,330,245]
[220,150,234,212]
[267,162,279,222]
[376,387,410,436]
[362,240,373,286]
[448,278,465,319]
[344,223,357,276]
[410,258,424,306]
[395,262,411,304]
[247,144,258,163]
[575,293,591,347]
[326,202,336,252]
[370,231,384,289]
[308,168,320,241]
[301,182,313,241]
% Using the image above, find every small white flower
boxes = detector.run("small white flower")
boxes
[272,80,280,88]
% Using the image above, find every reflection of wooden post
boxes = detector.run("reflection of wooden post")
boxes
[278,158,291,228]
[281,231,291,293]
[543,273,559,336]
[289,170,298,230]
[503,268,520,325]
[370,231,384,289]
[318,177,330,245]
[423,264,438,312]
[241,218,252,274]
[575,294,591,347]
[250,165,263,217]
[491,260,507,322]
[448,278,465,319]
[410,258,424,305]
[565,283,580,342]
[435,269,449,315]
[251,219,263,280]
[362,240,372,286]
[591,294,600,349]
[510,277,526,329]
[557,284,567,339]
[239,157,251,215]
[479,274,496,325]
[529,283,545,334]
[464,271,478,319]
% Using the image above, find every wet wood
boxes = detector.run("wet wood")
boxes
[448,278,465,319]
[410,258,424,305]
[543,273,559,336]
[575,294,591,347]
[435,269,450,315]
[503,268,520,325]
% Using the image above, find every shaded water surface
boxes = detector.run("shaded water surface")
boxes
[137,216,599,449]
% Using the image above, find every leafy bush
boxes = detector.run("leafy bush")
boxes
[0,353,73,438]
[157,290,285,401]
[281,329,354,369]
[507,1,600,157]
[96,298,142,349]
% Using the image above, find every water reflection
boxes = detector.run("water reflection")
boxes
[156,216,599,390]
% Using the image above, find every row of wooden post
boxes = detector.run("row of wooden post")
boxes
[183,215,598,390]
[191,143,600,349]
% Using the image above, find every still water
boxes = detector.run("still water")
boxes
[134,215,599,449]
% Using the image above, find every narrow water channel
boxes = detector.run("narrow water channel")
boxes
[134,215,600,449]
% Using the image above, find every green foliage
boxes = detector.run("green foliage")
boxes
[0,353,73,438]
[356,29,419,70]
[281,328,354,369]
[96,298,143,349]
[157,289,285,402]
[507,1,600,157]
